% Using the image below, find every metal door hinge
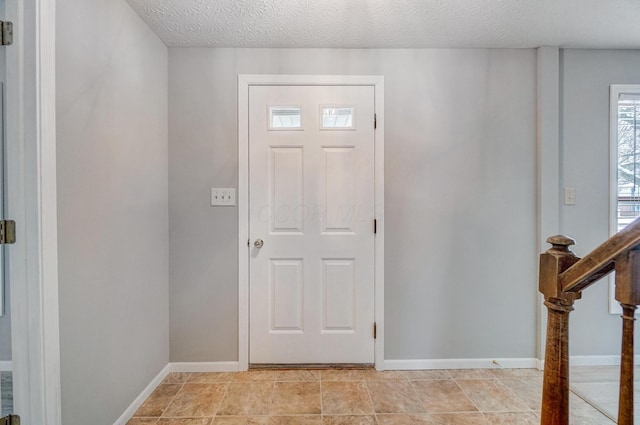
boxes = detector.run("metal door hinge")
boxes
[373,322,377,339]
[1,415,20,425]
[0,21,13,46]
[247,238,250,247]
[374,114,377,129]
[374,219,377,234]
[0,220,16,244]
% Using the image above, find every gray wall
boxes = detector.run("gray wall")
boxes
[168,48,539,361]
[56,0,169,423]
[560,49,640,356]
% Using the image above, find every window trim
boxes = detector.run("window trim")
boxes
[609,85,640,314]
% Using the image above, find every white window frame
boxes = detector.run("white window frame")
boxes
[609,85,640,315]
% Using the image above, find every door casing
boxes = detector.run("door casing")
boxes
[238,75,385,371]
[5,0,61,424]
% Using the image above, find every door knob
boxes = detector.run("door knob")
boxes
[254,239,264,248]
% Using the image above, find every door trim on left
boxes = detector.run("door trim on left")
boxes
[238,75,385,371]
[6,0,61,423]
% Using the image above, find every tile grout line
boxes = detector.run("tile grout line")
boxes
[209,376,233,424]
[451,376,483,414]
[363,378,378,423]
[319,372,324,420]
[267,376,276,417]
[156,372,191,420]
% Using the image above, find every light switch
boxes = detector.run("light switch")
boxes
[564,187,576,205]
[211,188,236,206]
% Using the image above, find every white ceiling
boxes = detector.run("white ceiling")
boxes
[126,0,640,49]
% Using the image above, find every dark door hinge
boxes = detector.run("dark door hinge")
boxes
[374,219,377,234]
[0,415,20,425]
[373,322,377,339]
[0,21,13,46]
[374,113,377,129]
[0,220,16,244]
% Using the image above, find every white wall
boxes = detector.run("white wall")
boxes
[560,49,640,356]
[168,48,539,362]
[56,0,169,424]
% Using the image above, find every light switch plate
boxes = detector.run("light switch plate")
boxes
[211,188,236,206]
[564,187,576,205]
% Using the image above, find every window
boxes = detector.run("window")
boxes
[320,106,355,130]
[610,85,640,314]
[269,106,302,130]
[612,87,640,232]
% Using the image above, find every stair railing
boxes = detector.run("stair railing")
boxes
[539,217,640,425]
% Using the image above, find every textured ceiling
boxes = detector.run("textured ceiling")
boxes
[126,0,640,48]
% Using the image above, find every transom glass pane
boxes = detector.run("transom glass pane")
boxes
[270,106,301,129]
[321,107,354,129]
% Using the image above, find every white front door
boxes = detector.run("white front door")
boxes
[249,85,376,364]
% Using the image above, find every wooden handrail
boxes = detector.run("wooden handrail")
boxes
[561,216,640,293]
[539,216,640,425]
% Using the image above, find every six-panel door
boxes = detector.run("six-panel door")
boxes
[249,85,375,364]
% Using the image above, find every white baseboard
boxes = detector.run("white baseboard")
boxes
[536,355,640,370]
[169,361,240,373]
[113,364,170,425]
[385,358,538,370]
[0,361,12,372]
[113,361,240,425]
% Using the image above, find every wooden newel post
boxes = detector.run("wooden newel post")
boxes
[615,249,640,425]
[539,235,581,425]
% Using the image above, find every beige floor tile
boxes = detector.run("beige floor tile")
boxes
[321,381,373,415]
[456,379,529,412]
[571,382,619,405]
[127,419,159,425]
[216,382,274,416]
[570,407,616,425]
[134,384,183,417]
[269,416,322,425]
[163,383,228,417]
[270,381,321,415]
[322,415,376,425]
[429,413,489,425]
[571,393,598,410]
[411,380,477,413]
[404,370,452,380]
[320,370,365,381]
[188,373,236,383]
[375,414,433,424]
[211,417,268,425]
[483,412,539,424]
[494,369,543,379]
[275,370,320,382]
[361,370,409,380]
[448,369,500,380]
[162,373,192,384]
[156,420,212,425]
[500,378,542,410]
[367,380,424,413]
[570,367,620,384]
[233,371,279,382]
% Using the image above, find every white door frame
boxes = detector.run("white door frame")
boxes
[6,0,61,423]
[238,75,385,371]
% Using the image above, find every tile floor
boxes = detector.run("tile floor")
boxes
[127,368,616,425]
[0,371,13,417]
[571,365,640,421]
